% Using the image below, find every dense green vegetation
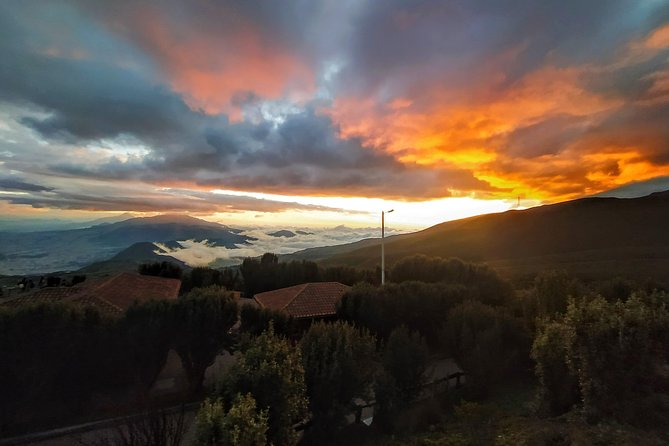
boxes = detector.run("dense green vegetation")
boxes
[217,326,308,446]
[172,287,239,394]
[2,252,669,445]
[138,260,184,279]
[193,395,269,446]
[0,285,238,435]
[300,321,377,436]
[240,253,378,296]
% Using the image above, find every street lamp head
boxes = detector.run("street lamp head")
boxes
[387,209,394,213]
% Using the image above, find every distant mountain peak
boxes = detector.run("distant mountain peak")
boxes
[268,230,297,238]
[113,214,228,229]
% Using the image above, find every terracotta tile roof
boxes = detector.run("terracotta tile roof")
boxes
[0,273,181,316]
[0,287,82,308]
[74,272,181,310]
[254,282,350,319]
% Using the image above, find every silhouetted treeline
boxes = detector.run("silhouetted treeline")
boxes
[240,253,378,297]
[239,305,298,338]
[389,255,513,305]
[180,266,241,294]
[138,261,183,279]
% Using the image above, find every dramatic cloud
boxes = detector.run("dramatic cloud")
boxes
[0,180,357,215]
[0,176,53,192]
[1,1,668,223]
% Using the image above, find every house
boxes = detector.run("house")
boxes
[253,282,351,320]
[0,272,181,316]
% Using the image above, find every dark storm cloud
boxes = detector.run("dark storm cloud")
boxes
[0,186,357,214]
[489,115,590,158]
[0,177,54,192]
[338,0,669,97]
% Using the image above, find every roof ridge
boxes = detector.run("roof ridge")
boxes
[86,272,123,294]
[283,283,309,310]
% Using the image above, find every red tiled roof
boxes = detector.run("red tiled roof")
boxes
[0,273,181,316]
[253,282,350,319]
[74,272,181,310]
[0,287,82,308]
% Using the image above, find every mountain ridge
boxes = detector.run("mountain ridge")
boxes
[286,190,669,282]
[0,214,249,275]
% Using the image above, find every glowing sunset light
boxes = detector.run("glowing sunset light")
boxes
[0,1,668,229]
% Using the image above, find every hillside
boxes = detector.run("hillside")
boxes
[290,191,669,282]
[78,242,189,275]
[0,215,251,275]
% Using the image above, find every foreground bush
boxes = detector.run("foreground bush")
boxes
[442,300,531,393]
[337,281,470,346]
[193,395,268,446]
[218,326,307,446]
[533,293,669,423]
[300,321,378,436]
[374,326,429,432]
[172,287,238,395]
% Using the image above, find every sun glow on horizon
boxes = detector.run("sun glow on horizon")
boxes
[210,189,531,229]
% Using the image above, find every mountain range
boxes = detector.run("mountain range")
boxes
[0,215,252,275]
[3,191,669,282]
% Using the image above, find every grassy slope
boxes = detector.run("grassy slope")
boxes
[301,191,669,282]
[77,242,188,276]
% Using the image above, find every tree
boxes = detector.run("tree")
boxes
[532,292,669,424]
[442,300,531,393]
[300,321,378,435]
[172,286,238,395]
[322,265,372,286]
[241,254,322,297]
[531,321,579,416]
[390,255,513,306]
[138,261,183,279]
[531,270,581,318]
[337,281,469,347]
[193,395,269,446]
[0,303,114,433]
[562,294,669,422]
[223,394,269,446]
[373,326,428,431]
[120,300,175,398]
[219,326,307,446]
[180,267,241,295]
[382,326,429,402]
[239,305,297,338]
[193,399,227,446]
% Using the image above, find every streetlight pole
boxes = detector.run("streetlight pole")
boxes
[381,209,394,285]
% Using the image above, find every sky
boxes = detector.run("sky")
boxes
[1,1,669,229]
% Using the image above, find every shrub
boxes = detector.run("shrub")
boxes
[300,321,378,435]
[193,395,268,446]
[219,326,307,446]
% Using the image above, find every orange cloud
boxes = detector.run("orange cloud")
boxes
[121,6,315,118]
[643,23,669,50]
[326,64,639,201]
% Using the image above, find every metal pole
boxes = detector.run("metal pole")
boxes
[381,209,393,285]
[381,211,385,285]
